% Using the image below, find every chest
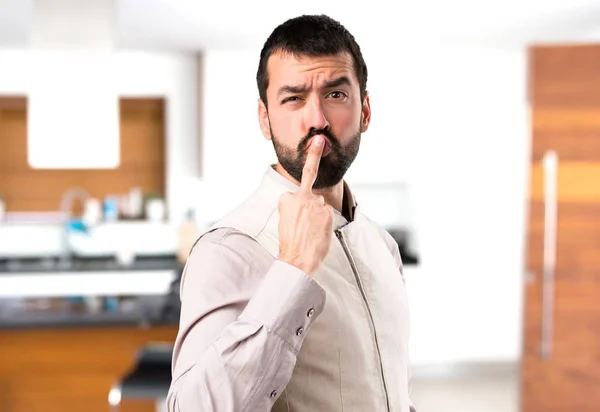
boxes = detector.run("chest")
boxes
[276,225,411,411]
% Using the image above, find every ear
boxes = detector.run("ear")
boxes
[257,98,272,140]
[360,91,371,133]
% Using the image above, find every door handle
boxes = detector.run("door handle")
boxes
[540,150,558,360]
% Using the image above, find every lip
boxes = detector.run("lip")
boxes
[307,135,332,157]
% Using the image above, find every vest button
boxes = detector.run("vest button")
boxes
[307,308,315,318]
[270,390,278,398]
[296,327,304,336]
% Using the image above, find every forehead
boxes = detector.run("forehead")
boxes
[266,51,356,88]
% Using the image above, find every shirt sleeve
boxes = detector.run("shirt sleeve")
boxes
[166,232,326,412]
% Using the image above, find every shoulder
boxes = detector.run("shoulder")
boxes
[205,191,279,239]
[189,227,272,271]
[180,227,274,294]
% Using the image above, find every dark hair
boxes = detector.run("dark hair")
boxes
[256,14,368,108]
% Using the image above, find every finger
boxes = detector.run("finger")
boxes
[315,195,325,206]
[299,135,325,194]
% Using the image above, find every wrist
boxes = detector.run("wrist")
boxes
[279,254,313,275]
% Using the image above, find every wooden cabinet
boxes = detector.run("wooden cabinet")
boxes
[0,325,177,412]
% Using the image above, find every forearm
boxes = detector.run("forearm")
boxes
[166,318,293,412]
[167,260,325,412]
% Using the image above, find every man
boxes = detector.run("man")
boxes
[166,14,416,412]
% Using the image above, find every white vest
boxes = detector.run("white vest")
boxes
[207,169,412,412]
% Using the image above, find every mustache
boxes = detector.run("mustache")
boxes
[298,127,338,151]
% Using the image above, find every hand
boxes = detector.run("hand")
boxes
[278,135,333,275]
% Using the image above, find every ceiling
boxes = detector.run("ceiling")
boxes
[2,0,600,52]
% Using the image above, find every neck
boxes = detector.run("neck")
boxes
[274,163,345,214]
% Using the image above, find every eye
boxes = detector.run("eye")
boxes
[282,96,302,104]
[327,91,347,100]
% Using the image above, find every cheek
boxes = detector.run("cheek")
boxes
[271,111,302,140]
[327,106,360,135]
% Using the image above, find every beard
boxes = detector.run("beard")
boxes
[270,123,361,189]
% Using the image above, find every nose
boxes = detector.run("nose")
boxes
[304,95,329,132]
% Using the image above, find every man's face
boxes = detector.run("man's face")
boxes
[258,51,371,189]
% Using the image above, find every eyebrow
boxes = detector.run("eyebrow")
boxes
[277,76,352,98]
[323,76,351,89]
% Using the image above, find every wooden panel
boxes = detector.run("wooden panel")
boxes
[531,108,600,161]
[529,163,600,203]
[0,325,177,412]
[0,97,26,109]
[524,166,600,409]
[522,356,600,410]
[522,280,600,411]
[531,131,600,162]
[533,107,600,129]
[523,44,600,411]
[527,202,600,280]
[529,44,600,107]
[0,97,166,214]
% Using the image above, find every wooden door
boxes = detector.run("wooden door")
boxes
[522,44,600,411]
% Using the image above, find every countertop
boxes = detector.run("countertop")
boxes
[0,255,183,329]
[0,255,181,274]
[0,282,181,330]
[0,307,180,330]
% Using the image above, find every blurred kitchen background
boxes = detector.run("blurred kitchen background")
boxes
[1,0,599,411]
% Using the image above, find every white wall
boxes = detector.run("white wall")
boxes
[0,42,530,367]
[198,44,530,367]
[394,45,530,366]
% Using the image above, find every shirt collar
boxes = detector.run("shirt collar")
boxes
[261,165,357,222]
